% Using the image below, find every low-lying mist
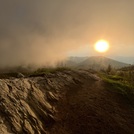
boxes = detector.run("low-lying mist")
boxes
[0,1,84,69]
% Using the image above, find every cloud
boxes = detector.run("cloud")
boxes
[0,0,134,67]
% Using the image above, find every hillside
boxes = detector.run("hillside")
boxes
[67,57,88,64]
[0,69,134,134]
[62,57,88,68]
[63,56,128,70]
[77,56,128,70]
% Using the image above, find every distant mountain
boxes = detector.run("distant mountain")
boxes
[77,56,129,70]
[63,56,129,70]
[112,56,134,64]
[68,57,88,63]
[62,57,88,67]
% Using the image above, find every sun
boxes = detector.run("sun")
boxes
[94,40,109,53]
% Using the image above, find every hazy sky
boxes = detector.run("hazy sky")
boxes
[0,0,134,67]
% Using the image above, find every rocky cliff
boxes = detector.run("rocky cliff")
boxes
[0,69,134,134]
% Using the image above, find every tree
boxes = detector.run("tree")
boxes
[106,64,112,74]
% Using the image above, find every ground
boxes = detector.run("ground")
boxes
[49,70,134,134]
[0,69,134,134]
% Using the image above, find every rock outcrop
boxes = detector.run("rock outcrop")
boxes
[0,70,96,134]
[0,69,134,134]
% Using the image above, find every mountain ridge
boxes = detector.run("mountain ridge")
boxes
[64,56,129,70]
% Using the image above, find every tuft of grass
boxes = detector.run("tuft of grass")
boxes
[106,75,124,81]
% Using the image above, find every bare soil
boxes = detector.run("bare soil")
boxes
[49,71,134,134]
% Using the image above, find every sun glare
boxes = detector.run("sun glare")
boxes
[94,40,109,53]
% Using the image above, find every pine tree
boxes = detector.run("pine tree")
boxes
[106,64,112,74]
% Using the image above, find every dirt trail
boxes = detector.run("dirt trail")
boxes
[49,71,134,134]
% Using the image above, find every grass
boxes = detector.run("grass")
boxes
[99,73,134,103]
[0,67,72,78]
[29,67,72,77]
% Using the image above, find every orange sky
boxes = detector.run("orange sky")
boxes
[0,0,134,66]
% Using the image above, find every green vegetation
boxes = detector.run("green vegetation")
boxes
[0,67,72,79]
[29,67,72,77]
[99,72,134,103]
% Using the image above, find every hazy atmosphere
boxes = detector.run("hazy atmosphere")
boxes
[1,1,134,134]
[0,0,134,67]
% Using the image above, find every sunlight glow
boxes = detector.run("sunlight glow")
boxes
[94,40,109,53]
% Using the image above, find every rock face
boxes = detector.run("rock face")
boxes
[0,70,95,134]
[0,78,53,134]
[0,69,134,134]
